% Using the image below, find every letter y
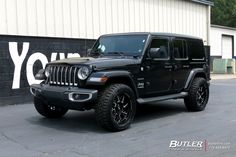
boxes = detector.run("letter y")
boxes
[9,42,29,89]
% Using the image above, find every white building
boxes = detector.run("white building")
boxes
[211,25,236,59]
[0,0,214,105]
[0,0,213,43]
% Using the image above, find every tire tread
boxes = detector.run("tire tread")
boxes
[95,84,135,131]
[184,77,209,111]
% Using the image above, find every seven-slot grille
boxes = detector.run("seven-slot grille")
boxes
[45,65,79,86]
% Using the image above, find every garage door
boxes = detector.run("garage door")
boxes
[222,35,233,59]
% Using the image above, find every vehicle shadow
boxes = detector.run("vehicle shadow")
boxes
[134,100,186,123]
[27,100,186,133]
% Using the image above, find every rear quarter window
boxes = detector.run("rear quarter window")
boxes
[188,39,205,60]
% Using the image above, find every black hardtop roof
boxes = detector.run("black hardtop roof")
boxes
[101,32,202,40]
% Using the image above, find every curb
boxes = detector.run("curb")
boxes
[211,74,236,80]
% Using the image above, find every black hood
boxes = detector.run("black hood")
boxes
[49,57,141,70]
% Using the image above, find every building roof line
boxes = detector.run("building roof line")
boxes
[191,0,214,6]
[102,32,202,40]
[211,25,236,31]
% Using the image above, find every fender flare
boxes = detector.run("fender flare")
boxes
[184,68,207,90]
[87,70,139,97]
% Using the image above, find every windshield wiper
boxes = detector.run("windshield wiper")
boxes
[107,51,125,56]
[107,51,141,59]
[132,55,140,59]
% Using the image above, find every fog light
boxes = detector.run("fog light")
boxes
[68,92,92,102]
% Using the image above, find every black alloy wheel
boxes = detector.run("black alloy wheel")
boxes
[196,83,209,107]
[184,77,209,111]
[111,93,133,126]
[95,84,136,131]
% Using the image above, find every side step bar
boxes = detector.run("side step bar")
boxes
[137,92,188,104]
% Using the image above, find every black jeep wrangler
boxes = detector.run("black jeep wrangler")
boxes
[30,33,210,131]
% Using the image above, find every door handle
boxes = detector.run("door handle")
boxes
[145,65,151,70]
[173,65,178,70]
[183,65,190,68]
[164,65,173,69]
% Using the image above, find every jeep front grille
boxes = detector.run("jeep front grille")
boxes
[45,65,79,86]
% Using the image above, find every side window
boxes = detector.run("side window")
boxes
[188,40,205,60]
[173,39,188,59]
[149,38,169,59]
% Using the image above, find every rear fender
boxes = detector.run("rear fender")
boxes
[184,68,207,90]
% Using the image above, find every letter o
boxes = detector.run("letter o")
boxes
[26,53,48,85]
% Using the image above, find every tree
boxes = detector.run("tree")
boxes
[211,0,236,28]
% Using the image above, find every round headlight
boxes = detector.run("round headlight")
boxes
[45,67,51,77]
[78,66,90,80]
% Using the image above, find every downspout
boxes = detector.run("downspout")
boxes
[207,5,211,45]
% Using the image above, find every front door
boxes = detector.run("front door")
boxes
[143,37,172,96]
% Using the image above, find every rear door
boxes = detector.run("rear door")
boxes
[171,38,191,92]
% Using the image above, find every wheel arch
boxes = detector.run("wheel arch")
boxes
[105,76,138,98]
[87,71,139,98]
[184,68,207,90]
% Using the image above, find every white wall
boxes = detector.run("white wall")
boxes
[210,25,236,57]
[0,0,210,42]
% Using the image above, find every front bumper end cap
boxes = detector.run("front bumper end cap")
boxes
[68,91,97,102]
[30,84,98,103]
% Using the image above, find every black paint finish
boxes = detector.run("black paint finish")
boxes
[31,32,210,110]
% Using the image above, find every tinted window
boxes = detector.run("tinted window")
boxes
[90,35,148,57]
[173,39,188,59]
[150,38,169,59]
[188,39,205,59]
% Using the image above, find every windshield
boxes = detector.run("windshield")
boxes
[90,35,148,57]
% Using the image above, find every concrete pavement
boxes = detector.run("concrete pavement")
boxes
[0,79,236,157]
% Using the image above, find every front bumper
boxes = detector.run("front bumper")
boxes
[30,84,98,110]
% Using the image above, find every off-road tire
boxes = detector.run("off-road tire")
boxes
[184,77,209,111]
[34,97,68,118]
[95,84,136,131]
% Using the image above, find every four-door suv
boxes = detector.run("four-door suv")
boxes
[30,33,210,131]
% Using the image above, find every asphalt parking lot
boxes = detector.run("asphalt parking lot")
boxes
[0,78,236,157]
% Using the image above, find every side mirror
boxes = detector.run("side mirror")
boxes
[149,48,160,58]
